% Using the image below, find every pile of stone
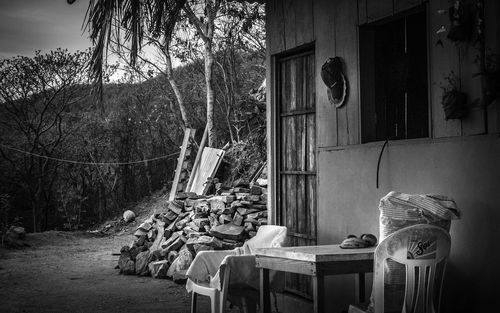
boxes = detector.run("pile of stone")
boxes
[117,179,268,282]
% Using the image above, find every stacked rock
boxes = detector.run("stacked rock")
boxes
[117,179,268,282]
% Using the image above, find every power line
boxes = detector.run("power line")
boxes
[0,143,179,166]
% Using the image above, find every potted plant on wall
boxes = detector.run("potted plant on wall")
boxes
[441,71,467,120]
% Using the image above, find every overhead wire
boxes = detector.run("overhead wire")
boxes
[0,143,179,166]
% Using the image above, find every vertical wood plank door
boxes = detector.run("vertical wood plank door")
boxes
[276,49,317,298]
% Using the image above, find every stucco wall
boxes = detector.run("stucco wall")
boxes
[317,134,500,312]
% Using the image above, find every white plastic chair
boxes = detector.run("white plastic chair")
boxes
[349,224,451,313]
[186,225,287,313]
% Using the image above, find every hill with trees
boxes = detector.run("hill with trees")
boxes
[0,0,266,234]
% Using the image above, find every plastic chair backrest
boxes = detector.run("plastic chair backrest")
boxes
[373,224,451,313]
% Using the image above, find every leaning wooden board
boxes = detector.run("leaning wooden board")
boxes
[188,147,225,195]
[169,128,196,201]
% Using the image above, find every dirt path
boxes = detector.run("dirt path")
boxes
[0,231,213,313]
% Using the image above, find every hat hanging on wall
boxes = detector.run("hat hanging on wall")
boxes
[321,57,347,108]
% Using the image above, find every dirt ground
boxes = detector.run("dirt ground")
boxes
[0,231,214,313]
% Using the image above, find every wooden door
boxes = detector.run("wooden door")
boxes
[276,49,317,297]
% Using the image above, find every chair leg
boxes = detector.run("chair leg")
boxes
[212,292,221,313]
[191,292,198,313]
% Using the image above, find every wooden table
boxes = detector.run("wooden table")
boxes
[255,244,375,313]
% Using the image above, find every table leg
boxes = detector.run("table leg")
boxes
[358,273,366,303]
[312,275,324,313]
[260,268,271,313]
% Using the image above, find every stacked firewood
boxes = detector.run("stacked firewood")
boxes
[117,180,268,282]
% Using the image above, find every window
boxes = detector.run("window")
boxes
[360,7,428,143]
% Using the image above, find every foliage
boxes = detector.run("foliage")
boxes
[0,1,266,232]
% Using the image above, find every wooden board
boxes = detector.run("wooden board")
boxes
[266,0,285,55]
[365,0,393,22]
[314,0,338,148]
[188,147,225,195]
[334,0,360,146]
[295,0,314,47]
[186,125,208,192]
[394,0,424,14]
[169,128,196,201]
[283,0,297,50]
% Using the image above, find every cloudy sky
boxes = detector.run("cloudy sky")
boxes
[0,0,92,59]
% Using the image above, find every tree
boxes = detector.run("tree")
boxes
[82,0,232,147]
[0,49,91,232]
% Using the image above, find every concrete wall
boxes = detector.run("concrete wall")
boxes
[317,134,500,312]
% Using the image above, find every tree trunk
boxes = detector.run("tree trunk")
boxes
[164,50,190,129]
[205,43,216,147]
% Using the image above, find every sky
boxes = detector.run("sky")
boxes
[0,0,92,60]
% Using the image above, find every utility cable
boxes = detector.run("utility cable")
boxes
[0,143,179,166]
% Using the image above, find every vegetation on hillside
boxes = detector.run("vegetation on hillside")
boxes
[0,1,266,234]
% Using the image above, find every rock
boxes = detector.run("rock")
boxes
[175,216,191,230]
[256,178,267,187]
[258,218,268,225]
[122,210,136,223]
[167,250,179,263]
[187,222,200,232]
[163,235,186,252]
[161,231,181,249]
[194,200,210,213]
[129,246,141,260]
[250,186,263,195]
[149,260,169,279]
[233,179,250,188]
[118,246,135,275]
[135,250,152,276]
[243,195,261,202]
[193,218,210,229]
[168,201,184,215]
[147,228,157,241]
[260,194,268,202]
[186,235,223,251]
[220,239,244,250]
[134,229,148,237]
[164,210,178,222]
[150,221,165,251]
[175,192,198,200]
[138,221,153,231]
[252,204,267,210]
[210,224,245,241]
[244,222,255,232]
[246,211,263,220]
[232,212,244,226]
[235,193,250,200]
[220,206,236,215]
[134,235,147,247]
[150,249,162,262]
[167,247,193,281]
[219,214,232,224]
[207,197,225,211]
[237,207,259,216]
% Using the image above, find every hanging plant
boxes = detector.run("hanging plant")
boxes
[447,1,473,42]
[440,71,467,120]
